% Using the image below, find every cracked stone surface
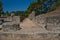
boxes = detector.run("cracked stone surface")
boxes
[0,7,60,40]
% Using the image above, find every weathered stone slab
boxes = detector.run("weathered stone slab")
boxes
[2,24,21,32]
[45,16,60,31]
[0,33,60,40]
[0,16,21,32]
[29,11,35,20]
[33,15,60,32]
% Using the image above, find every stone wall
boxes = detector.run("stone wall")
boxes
[0,16,21,32]
[2,24,21,32]
[32,15,60,31]
[0,8,60,40]
[0,33,60,40]
[45,16,60,31]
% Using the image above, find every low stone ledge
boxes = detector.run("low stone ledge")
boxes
[0,33,60,40]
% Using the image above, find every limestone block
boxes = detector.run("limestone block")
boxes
[0,33,60,40]
[33,15,60,31]
[4,16,12,22]
[2,23,21,32]
[33,15,46,29]
[12,16,20,24]
[29,11,35,20]
[0,20,3,25]
[45,16,60,31]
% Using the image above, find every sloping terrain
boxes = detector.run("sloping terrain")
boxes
[33,7,60,32]
[17,7,60,34]
[20,18,38,28]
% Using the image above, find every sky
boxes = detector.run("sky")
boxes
[2,0,33,12]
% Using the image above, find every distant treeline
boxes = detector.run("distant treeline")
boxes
[0,0,60,17]
[25,0,60,16]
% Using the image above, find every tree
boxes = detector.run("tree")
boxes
[56,0,60,6]
[25,0,59,17]
[0,1,3,16]
[5,11,10,16]
[24,1,41,16]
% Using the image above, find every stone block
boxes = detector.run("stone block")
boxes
[2,24,21,32]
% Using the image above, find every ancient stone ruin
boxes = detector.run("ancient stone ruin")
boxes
[0,8,60,40]
[0,16,21,32]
